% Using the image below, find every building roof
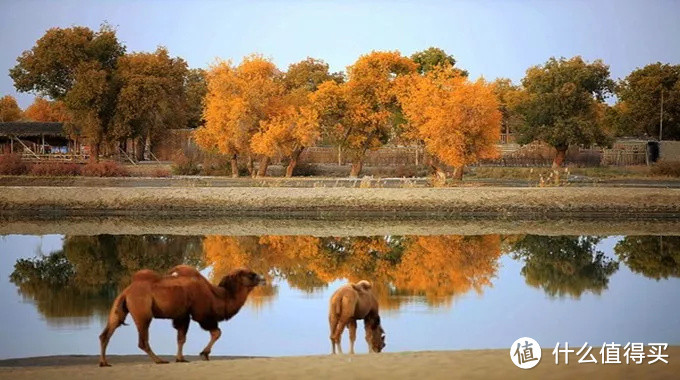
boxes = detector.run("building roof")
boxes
[0,122,65,137]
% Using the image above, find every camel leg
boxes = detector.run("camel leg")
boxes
[348,320,357,355]
[99,322,120,367]
[173,317,190,363]
[199,328,222,361]
[329,313,339,354]
[99,296,128,367]
[133,317,168,364]
[331,319,349,354]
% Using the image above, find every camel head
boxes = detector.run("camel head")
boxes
[365,316,386,353]
[218,268,266,294]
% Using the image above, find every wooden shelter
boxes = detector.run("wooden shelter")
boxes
[0,122,85,161]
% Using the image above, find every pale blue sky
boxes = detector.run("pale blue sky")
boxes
[1,0,679,108]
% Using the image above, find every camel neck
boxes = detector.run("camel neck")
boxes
[223,287,250,320]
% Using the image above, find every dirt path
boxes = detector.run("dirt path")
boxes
[1,349,677,380]
[1,186,680,217]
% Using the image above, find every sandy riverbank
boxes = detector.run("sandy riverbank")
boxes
[2,215,680,236]
[1,349,677,380]
[1,186,680,217]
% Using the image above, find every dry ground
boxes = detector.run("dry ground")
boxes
[1,186,680,217]
[0,349,677,380]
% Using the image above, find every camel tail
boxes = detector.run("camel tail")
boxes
[108,291,129,327]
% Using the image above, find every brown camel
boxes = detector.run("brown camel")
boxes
[328,280,386,354]
[98,265,265,367]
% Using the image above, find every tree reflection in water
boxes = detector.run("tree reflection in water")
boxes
[615,236,680,280]
[9,235,204,325]
[511,235,619,298]
[15,233,676,324]
[203,235,503,309]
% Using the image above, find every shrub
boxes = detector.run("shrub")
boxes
[650,161,680,177]
[151,168,172,178]
[0,154,29,175]
[82,161,129,177]
[29,162,81,176]
[292,163,321,177]
[201,153,232,176]
[171,151,200,175]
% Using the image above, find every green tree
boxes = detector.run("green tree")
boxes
[185,68,208,129]
[283,57,344,92]
[10,25,124,99]
[493,78,525,142]
[615,63,680,140]
[63,61,121,160]
[9,25,125,161]
[615,236,680,280]
[410,47,468,76]
[112,47,189,160]
[0,95,23,122]
[515,56,614,167]
[512,235,619,298]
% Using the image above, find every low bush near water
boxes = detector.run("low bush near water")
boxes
[171,151,200,175]
[29,162,81,176]
[650,161,680,177]
[0,154,29,175]
[81,161,129,177]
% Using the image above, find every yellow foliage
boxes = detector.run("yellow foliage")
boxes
[311,51,417,161]
[194,55,283,156]
[251,104,320,159]
[23,97,70,122]
[397,66,502,168]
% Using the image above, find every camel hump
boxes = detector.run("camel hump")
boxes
[132,269,161,282]
[352,280,372,291]
[167,265,201,278]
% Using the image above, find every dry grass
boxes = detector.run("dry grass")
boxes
[470,165,662,181]
[650,161,680,177]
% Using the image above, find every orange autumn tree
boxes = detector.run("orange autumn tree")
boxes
[0,95,23,122]
[251,58,340,177]
[23,97,70,122]
[194,55,284,177]
[397,66,501,181]
[312,51,417,177]
[251,105,320,177]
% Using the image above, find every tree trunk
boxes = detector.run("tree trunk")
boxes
[349,160,363,177]
[247,156,254,177]
[337,146,342,166]
[143,131,151,161]
[90,142,100,163]
[426,155,447,185]
[230,154,239,178]
[286,148,303,177]
[452,165,464,181]
[552,146,568,168]
[257,156,269,177]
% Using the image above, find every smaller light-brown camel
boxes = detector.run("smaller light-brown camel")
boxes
[328,280,385,354]
[99,265,265,367]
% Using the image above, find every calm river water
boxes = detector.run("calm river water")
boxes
[0,232,678,359]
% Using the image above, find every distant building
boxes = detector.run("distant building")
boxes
[0,121,77,158]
